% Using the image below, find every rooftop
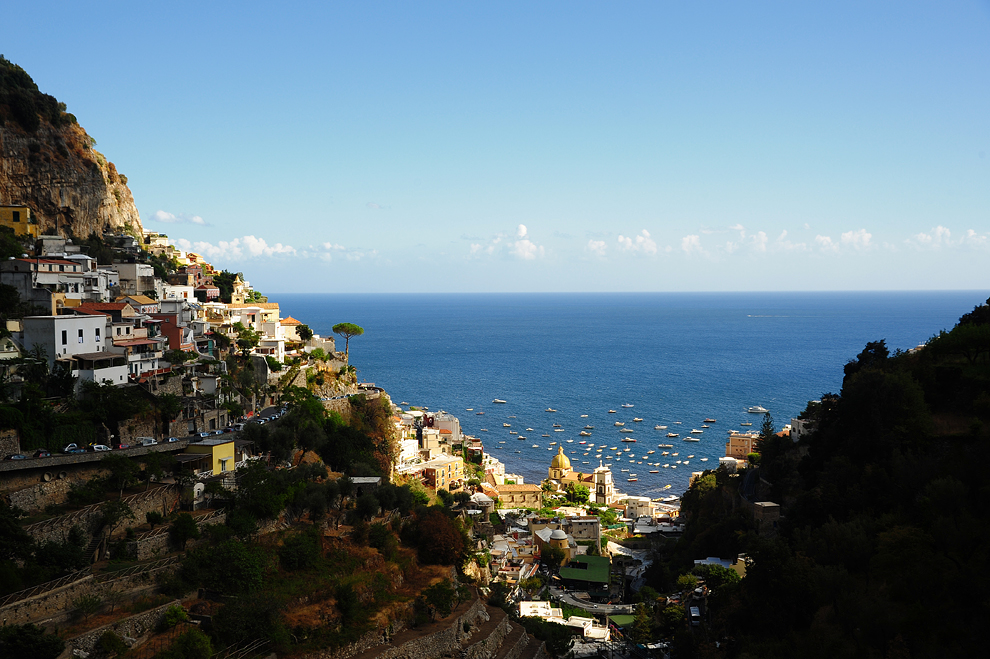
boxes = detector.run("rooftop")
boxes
[558,555,610,584]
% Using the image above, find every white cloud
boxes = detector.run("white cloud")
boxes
[154,210,207,225]
[171,235,295,261]
[681,234,704,255]
[752,231,768,252]
[617,230,658,255]
[773,230,807,252]
[841,229,872,250]
[814,235,838,252]
[906,225,990,250]
[587,239,607,256]
[470,225,545,260]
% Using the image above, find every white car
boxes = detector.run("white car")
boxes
[88,444,112,452]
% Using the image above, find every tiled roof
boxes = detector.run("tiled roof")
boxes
[227,302,280,310]
[280,316,302,325]
[498,484,542,492]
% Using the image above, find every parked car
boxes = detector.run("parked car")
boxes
[67,448,87,454]
[166,437,179,443]
[137,437,158,446]
[115,443,130,450]
[62,443,79,453]
[33,449,51,458]
[197,432,211,438]
[88,444,112,452]
[4,454,26,460]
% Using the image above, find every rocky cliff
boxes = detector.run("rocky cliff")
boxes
[0,56,144,239]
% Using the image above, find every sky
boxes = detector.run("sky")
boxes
[3,1,989,293]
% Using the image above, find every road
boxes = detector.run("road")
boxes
[547,586,634,615]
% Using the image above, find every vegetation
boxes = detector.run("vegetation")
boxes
[644,297,990,658]
[332,322,364,357]
[0,55,77,132]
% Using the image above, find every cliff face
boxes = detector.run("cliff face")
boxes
[0,120,144,239]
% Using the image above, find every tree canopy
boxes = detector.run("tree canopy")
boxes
[332,322,364,356]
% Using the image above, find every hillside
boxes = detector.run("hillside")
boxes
[0,56,143,238]
[646,296,990,658]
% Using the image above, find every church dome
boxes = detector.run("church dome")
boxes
[551,446,571,471]
[550,529,568,540]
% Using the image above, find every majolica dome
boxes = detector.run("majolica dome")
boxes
[551,446,571,471]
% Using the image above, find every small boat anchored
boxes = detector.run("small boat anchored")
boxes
[748,405,769,414]
[493,399,507,404]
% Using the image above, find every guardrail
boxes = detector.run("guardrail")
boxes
[22,485,177,535]
[93,555,180,583]
[0,567,92,608]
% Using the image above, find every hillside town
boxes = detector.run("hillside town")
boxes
[0,216,727,659]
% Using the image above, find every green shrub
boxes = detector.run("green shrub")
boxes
[97,631,127,657]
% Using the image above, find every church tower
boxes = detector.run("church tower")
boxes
[592,460,614,504]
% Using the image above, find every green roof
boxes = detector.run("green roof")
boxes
[609,615,635,627]
[558,555,610,584]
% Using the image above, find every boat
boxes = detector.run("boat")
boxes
[549,441,556,445]
[621,404,634,408]
[621,437,637,443]
[579,431,592,436]
[748,405,768,414]
[620,428,635,434]
[580,414,588,418]
[481,428,488,432]
[584,425,594,429]
[526,428,534,431]
[554,428,565,432]
[553,423,562,428]
[740,422,753,426]
[646,450,655,454]
[546,408,557,412]
[700,457,708,462]
[632,417,643,422]
[654,425,667,430]
[663,484,672,490]
[701,424,709,428]
[627,478,638,482]
[659,444,673,448]
[532,444,539,448]
[493,399,507,404]
[466,408,473,411]
[566,439,573,443]
[687,455,694,458]
[509,430,517,434]
[649,470,659,473]
[518,436,526,440]
[608,410,616,414]
[503,423,511,427]
[579,440,587,444]
[690,429,703,434]
[542,434,550,437]
[614,422,625,427]
[666,433,679,438]
[704,418,716,423]
[683,437,700,442]
[621,468,629,472]
[476,412,485,415]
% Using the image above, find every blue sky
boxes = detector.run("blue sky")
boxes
[4,1,989,293]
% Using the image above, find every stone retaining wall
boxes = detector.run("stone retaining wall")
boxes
[126,510,226,560]
[23,485,179,546]
[64,599,180,656]
[0,562,178,627]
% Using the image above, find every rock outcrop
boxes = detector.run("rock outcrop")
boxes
[0,56,144,238]
[0,121,144,239]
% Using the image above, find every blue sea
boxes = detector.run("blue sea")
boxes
[275,291,988,497]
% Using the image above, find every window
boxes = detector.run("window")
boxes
[11,211,19,222]
[78,329,84,344]
[61,330,67,345]
[116,327,121,336]
[95,328,101,342]
[59,265,65,272]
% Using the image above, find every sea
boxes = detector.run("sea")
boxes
[275,291,988,498]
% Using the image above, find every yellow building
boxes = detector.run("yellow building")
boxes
[0,205,40,238]
[185,438,236,474]
[422,455,464,491]
[725,432,759,459]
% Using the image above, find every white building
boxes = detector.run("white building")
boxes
[21,315,108,366]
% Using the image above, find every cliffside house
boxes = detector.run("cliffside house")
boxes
[0,205,40,238]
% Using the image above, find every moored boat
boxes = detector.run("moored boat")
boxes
[493,399,507,404]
